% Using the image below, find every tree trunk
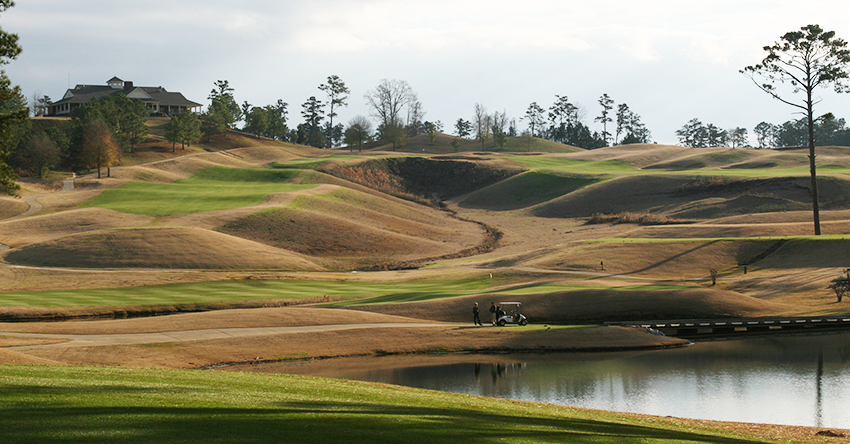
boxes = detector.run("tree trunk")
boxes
[807,90,821,235]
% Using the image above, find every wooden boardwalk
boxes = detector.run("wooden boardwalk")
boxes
[607,316,850,337]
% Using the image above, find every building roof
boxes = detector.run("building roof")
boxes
[50,78,201,109]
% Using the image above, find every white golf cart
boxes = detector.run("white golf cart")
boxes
[495,302,528,327]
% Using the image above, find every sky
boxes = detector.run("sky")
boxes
[4,0,850,145]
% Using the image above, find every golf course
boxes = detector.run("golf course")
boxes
[1,119,849,443]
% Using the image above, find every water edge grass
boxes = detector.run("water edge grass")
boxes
[0,365,784,444]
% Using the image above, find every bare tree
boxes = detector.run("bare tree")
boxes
[473,103,491,149]
[30,90,49,116]
[491,110,508,149]
[406,97,425,136]
[364,79,415,136]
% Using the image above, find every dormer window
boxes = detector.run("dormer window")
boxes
[107,76,124,89]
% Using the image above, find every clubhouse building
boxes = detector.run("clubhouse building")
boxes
[47,76,202,117]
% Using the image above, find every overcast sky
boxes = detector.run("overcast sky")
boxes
[4,0,850,144]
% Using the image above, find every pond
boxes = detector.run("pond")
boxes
[227,331,850,428]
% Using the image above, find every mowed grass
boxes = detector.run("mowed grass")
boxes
[0,365,777,444]
[0,276,694,309]
[0,276,502,308]
[79,166,317,215]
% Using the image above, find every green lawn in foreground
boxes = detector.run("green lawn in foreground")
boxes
[0,365,775,444]
[79,166,316,215]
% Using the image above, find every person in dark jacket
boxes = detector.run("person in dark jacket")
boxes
[473,302,482,326]
[489,301,497,325]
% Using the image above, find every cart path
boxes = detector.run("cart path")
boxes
[7,178,75,221]
[0,322,457,351]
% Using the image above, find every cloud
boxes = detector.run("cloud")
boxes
[4,0,850,144]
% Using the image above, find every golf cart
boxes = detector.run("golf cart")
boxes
[495,302,528,327]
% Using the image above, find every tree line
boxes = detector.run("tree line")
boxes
[674,114,850,149]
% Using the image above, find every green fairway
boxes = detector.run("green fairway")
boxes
[79,166,317,215]
[0,276,502,308]
[0,276,702,309]
[0,365,776,444]
[270,156,347,170]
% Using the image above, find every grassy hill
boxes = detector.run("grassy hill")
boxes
[3,128,850,297]
[2,129,849,443]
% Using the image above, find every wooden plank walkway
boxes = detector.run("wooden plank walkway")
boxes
[606,316,850,337]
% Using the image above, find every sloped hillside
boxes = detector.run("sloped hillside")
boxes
[456,170,602,211]
[531,174,850,219]
[3,227,324,270]
[347,287,800,323]
[217,187,485,269]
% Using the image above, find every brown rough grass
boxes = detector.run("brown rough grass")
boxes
[3,227,324,270]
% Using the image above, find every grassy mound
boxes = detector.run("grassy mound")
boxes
[644,147,766,170]
[564,143,702,168]
[0,197,27,219]
[346,287,797,323]
[218,208,448,258]
[513,238,778,277]
[0,208,153,248]
[3,227,324,270]
[456,170,602,211]
[754,238,850,269]
[216,187,482,269]
[531,174,850,219]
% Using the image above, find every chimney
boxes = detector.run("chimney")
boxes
[124,81,134,89]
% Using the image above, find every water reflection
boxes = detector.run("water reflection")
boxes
[232,332,850,428]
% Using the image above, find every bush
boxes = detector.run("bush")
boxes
[586,212,677,226]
